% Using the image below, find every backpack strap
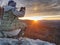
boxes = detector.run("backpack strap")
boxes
[0,7,4,20]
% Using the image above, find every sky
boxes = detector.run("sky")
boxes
[0,0,60,17]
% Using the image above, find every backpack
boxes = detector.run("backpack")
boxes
[0,8,17,31]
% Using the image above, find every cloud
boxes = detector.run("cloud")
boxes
[1,0,60,16]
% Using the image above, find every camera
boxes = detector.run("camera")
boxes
[20,7,25,11]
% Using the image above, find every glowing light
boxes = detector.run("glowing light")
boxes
[18,16,43,20]
[34,20,38,22]
[18,15,60,20]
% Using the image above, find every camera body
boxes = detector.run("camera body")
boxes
[20,7,25,11]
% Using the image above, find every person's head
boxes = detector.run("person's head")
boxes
[8,0,16,7]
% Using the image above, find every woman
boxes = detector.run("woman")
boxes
[0,0,26,38]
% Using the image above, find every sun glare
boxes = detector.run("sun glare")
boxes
[18,16,43,21]
[34,20,38,22]
[18,15,60,20]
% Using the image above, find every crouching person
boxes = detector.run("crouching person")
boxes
[0,0,27,38]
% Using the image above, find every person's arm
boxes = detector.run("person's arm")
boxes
[12,7,25,17]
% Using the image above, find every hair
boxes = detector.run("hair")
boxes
[8,1,14,5]
[8,1,16,7]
